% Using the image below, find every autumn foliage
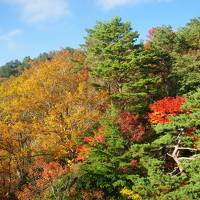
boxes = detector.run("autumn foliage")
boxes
[148,96,185,124]
[16,157,66,200]
[76,126,106,161]
[144,27,157,49]
[0,16,200,200]
[118,112,145,142]
[0,49,107,197]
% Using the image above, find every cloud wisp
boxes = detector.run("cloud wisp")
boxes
[0,29,23,41]
[97,0,172,10]
[0,28,23,50]
[6,0,69,23]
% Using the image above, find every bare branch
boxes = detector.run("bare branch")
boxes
[179,155,199,160]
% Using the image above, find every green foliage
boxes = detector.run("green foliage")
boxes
[77,121,127,197]
[84,16,139,81]
[171,51,200,95]
[176,17,200,51]
[84,17,176,113]
[0,59,23,77]
[119,49,173,112]
[83,17,140,110]
[150,25,177,53]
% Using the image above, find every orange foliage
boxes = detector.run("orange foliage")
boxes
[148,96,185,124]
[83,136,95,144]
[144,27,157,50]
[76,146,90,161]
[76,126,106,161]
[0,49,107,196]
[81,189,104,199]
[16,157,67,200]
[147,27,157,41]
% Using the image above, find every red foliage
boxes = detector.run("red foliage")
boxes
[42,162,65,180]
[185,127,199,143]
[83,127,106,145]
[186,127,196,136]
[118,112,145,142]
[130,160,138,169]
[148,96,185,124]
[16,157,67,200]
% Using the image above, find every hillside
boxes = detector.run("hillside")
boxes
[0,17,200,200]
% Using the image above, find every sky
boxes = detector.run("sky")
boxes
[0,0,199,65]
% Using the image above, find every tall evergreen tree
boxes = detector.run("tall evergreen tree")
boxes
[83,17,139,95]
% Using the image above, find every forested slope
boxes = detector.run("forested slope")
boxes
[0,17,200,200]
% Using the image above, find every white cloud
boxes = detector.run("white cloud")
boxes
[0,29,23,41]
[0,29,23,50]
[97,0,132,9]
[97,0,172,10]
[4,0,69,23]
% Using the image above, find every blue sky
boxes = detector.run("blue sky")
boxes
[0,0,199,65]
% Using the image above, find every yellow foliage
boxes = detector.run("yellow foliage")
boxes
[120,187,142,200]
[0,49,107,194]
